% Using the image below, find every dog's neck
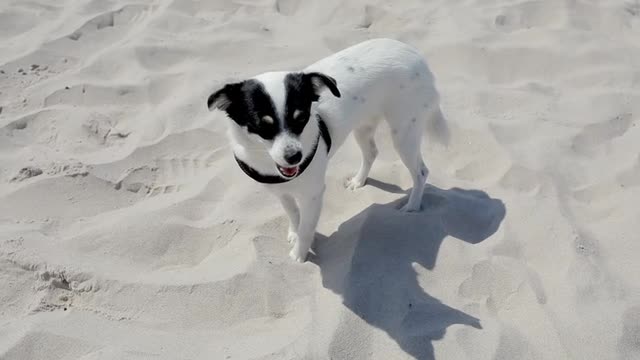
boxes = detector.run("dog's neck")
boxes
[233,115,332,184]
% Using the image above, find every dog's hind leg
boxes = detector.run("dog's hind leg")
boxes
[387,110,429,212]
[345,120,380,190]
[278,194,300,243]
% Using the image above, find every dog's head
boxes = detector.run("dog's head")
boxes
[207,71,341,178]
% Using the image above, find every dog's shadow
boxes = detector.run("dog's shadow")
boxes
[310,183,506,359]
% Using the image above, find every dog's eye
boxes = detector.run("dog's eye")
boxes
[248,115,278,140]
[293,110,306,121]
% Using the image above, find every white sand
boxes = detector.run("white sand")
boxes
[1,0,640,359]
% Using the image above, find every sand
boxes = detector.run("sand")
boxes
[1,0,640,359]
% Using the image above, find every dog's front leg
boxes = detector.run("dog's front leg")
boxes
[289,187,324,262]
[278,194,300,244]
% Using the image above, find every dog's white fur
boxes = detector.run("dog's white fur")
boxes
[221,38,445,262]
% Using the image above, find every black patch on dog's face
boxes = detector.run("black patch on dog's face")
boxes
[282,73,317,135]
[208,80,280,140]
[282,72,341,135]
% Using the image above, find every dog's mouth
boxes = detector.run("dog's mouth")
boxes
[277,165,299,178]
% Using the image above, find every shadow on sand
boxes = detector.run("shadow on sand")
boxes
[311,183,506,359]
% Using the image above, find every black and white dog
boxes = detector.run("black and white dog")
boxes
[207,38,447,262]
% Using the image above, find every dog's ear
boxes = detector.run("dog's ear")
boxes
[305,72,341,99]
[207,83,241,112]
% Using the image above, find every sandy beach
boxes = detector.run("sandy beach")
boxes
[1,0,639,359]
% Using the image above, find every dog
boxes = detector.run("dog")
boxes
[207,38,447,262]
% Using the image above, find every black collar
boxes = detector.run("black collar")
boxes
[234,116,332,184]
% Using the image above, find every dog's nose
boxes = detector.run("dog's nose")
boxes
[284,149,302,165]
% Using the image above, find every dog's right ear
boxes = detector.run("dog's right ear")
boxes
[305,72,341,99]
[207,83,241,112]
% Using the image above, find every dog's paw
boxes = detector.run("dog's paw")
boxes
[289,245,309,263]
[287,230,298,244]
[399,202,421,212]
[344,176,366,190]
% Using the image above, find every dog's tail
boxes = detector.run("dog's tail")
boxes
[425,106,451,147]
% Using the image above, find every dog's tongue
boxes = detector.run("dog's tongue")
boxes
[280,166,298,177]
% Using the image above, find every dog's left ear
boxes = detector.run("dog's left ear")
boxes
[207,83,241,112]
[304,72,341,99]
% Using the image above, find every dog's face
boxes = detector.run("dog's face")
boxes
[208,72,340,178]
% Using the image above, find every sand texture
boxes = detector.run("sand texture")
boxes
[1,0,640,359]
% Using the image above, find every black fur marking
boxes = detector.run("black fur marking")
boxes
[306,72,341,98]
[282,73,317,135]
[234,117,332,184]
[282,72,340,135]
[317,115,332,153]
[208,80,280,140]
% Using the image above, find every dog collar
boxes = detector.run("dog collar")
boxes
[234,116,332,184]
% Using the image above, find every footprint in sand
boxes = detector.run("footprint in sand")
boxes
[571,113,633,155]
[274,0,301,16]
[65,5,149,43]
[110,149,221,198]
[10,167,43,182]
[493,1,567,32]
[458,258,547,314]
[88,126,228,199]
[145,152,219,197]
[30,271,73,314]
